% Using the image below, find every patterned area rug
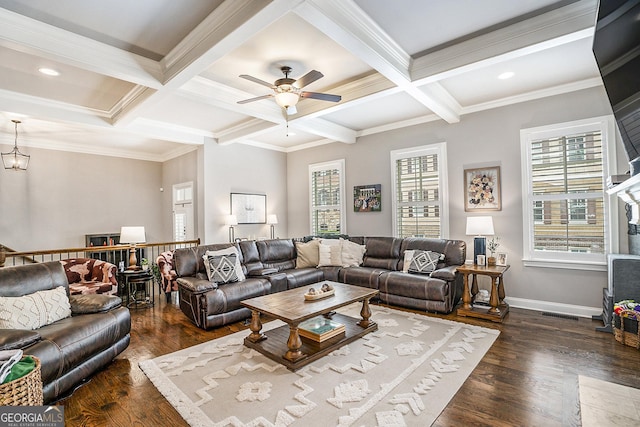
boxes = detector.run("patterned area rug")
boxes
[140,305,499,426]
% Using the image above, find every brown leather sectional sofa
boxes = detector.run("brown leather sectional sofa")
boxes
[174,236,466,330]
[0,262,131,403]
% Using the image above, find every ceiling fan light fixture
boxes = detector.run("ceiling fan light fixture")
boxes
[274,91,300,108]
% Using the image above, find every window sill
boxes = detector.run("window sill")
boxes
[523,258,606,272]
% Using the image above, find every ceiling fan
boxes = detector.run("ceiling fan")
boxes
[237,66,341,115]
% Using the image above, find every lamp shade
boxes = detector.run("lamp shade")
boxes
[466,216,494,236]
[267,214,278,225]
[119,226,146,244]
[226,215,238,226]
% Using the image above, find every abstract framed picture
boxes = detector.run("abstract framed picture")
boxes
[464,166,501,211]
[230,193,266,224]
[353,184,381,212]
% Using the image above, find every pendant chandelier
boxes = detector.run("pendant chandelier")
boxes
[1,120,30,171]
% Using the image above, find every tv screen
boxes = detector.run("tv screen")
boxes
[592,0,640,165]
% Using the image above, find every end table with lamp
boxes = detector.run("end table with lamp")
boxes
[456,262,510,322]
[117,269,155,308]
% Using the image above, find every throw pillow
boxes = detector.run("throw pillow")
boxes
[407,250,444,274]
[203,247,245,283]
[0,286,71,330]
[295,240,320,268]
[206,254,240,284]
[341,239,366,267]
[317,243,343,267]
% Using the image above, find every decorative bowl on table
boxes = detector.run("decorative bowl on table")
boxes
[304,283,335,300]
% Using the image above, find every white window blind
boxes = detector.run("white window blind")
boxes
[309,160,345,235]
[521,117,617,269]
[391,143,448,238]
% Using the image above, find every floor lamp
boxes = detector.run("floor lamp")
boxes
[466,216,494,265]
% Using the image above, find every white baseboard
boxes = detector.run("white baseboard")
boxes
[504,296,602,319]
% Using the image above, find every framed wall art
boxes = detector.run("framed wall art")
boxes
[353,184,381,212]
[230,193,266,224]
[464,166,501,211]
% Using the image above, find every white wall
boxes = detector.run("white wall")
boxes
[161,149,199,241]
[200,139,288,244]
[0,147,163,250]
[287,86,621,311]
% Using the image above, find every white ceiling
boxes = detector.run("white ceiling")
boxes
[0,0,603,161]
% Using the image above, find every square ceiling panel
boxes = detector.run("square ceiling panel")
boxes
[355,0,568,56]
[436,37,600,107]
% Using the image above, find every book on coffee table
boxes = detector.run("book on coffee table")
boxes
[298,316,345,342]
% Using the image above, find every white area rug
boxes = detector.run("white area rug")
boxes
[140,305,499,427]
[580,375,640,426]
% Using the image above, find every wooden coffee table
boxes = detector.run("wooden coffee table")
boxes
[241,281,379,371]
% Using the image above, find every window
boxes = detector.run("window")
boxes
[520,117,617,269]
[309,160,345,235]
[391,143,449,238]
[173,182,194,243]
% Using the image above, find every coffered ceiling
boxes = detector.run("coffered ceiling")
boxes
[0,0,602,161]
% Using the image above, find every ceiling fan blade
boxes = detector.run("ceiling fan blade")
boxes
[300,91,341,102]
[237,94,273,104]
[295,70,323,88]
[239,74,275,88]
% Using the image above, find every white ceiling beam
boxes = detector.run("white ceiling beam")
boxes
[294,0,460,123]
[113,0,298,126]
[180,77,358,144]
[0,8,163,88]
[217,119,279,145]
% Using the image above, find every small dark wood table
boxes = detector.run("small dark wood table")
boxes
[117,269,154,309]
[241,281,379,371]
[456,263,510,323]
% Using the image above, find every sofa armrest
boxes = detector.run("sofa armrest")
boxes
[70,294,122,314]
[177,277,218,293]
[0,329,41,351]
[430,265,458,281]
[247,268,279,277]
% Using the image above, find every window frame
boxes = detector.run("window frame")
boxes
[308,159,346,235]
[390,143,449,239]
[520,116,618,271]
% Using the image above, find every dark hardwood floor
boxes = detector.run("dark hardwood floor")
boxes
[58,296,640,426]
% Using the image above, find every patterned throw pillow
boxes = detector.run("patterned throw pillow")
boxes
[202,247,245,283]
[0,286,71,330]
[407,250,444,274]
[205,254,240,284]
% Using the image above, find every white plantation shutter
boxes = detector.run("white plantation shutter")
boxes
[530,132,604,252]
[521,117,616,268]
[309,160,345,235]
[391,143,448,238]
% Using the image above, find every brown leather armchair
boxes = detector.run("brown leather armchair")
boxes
[0,262,130,403]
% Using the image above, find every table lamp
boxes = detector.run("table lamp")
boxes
[120,226,146,270]
[267,214,278,239]
[466,216,494,265]
[226,215,238,242]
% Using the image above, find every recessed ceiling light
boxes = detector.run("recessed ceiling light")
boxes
[38,68,60,76]
[498,71,514,80]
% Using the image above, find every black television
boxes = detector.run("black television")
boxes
[592,0,640,172]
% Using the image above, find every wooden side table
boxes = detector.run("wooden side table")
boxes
[117,270,155,309]
[456,263,510,322]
